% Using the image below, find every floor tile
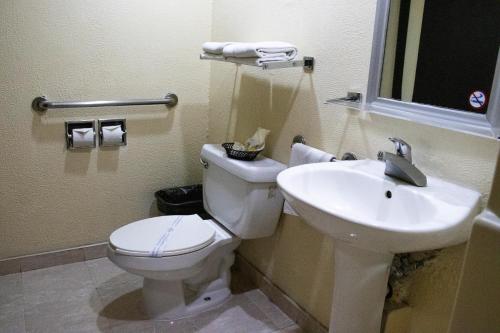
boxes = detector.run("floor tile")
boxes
[0,273,23,304]
[87,258,143,306]
[153,318,197,333]
[22,262,93,296]
[27,315,107,333]
[259,279,301,325]
[23,285,107,332]
[86,258,127,286]
[105,319,155,333]
[0,273,26,333]
[0,258,298,333]
[191,294,278,333]
[275,324,304,333]
[0,316,26,333]
[24,285,102,317]
[0,301,25,332]
[22,263,108,333]
[99,288,150,329]
[244,289,296,329]
[22,270,96,314]
[88,260,150,331]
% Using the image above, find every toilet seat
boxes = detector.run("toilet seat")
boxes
[109,215,216,257]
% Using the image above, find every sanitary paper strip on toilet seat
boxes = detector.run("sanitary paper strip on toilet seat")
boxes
[151,216,184,257]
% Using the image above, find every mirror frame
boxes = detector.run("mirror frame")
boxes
[366,0,500,139]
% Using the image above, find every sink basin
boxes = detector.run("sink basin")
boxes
[277,159,481,253]
[277,159,481,333]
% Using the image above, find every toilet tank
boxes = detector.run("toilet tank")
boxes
[200,144,286,239]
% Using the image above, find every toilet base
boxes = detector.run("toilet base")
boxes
[107,218,241,321]
[143,275,231,320]
[140,239,238,320]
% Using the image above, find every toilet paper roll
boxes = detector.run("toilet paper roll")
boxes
[71,128,94,148]
[102,125,124,144]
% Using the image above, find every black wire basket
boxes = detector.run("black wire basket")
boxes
[222,142,263,161]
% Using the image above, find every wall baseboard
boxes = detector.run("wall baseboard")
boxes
[0,242,108,276]
[234,252,329,333]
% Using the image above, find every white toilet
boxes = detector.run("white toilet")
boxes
[107,144,286,320]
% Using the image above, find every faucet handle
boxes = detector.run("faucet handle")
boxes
[388,137,412,163]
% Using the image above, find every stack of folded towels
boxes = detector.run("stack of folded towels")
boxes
[201,41,298,66]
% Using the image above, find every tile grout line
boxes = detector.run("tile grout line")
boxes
[82,259,116,331]
[85,260,115,309]
[19,271,28,333]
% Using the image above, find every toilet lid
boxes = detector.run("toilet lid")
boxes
[109,215,216,257]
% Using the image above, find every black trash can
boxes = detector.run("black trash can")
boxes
[155,184,210,219]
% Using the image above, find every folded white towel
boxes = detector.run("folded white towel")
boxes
[283,143,336,216]
[200,52,291,67]
[226,56,291,66]
[222,42,297,60]
[200,52,225,61]
[202,42,234,55]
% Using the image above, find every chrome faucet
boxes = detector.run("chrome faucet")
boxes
[389,137,412,163]
[378,138,427,187]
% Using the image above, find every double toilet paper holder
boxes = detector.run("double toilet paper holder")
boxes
[65,119,127,150]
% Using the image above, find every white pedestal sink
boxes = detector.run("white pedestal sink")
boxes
[277,160,481,333]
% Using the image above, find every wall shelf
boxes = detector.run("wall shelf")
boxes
[200,54,314,72]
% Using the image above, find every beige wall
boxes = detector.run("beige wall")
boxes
[0,0,212,259]
[487,150,500,215]
[448,152,500,333]
[1,0,499,332]
[209,0,499,331]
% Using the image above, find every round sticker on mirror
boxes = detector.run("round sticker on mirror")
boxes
[469,91,487,110]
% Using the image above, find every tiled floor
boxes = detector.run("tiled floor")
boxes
[0,258,301,333]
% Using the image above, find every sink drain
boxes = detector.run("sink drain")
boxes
[385,191,392,199]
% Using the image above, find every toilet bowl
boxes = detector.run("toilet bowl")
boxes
[107,144,286,320]
[108,215,240,320]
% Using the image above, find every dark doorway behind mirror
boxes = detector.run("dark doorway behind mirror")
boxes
[380,0,500,114]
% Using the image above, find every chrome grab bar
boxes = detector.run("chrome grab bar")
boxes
[32,93,178,113]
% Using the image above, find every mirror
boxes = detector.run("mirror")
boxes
[367,0,500,138]
[379,0,500,114]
